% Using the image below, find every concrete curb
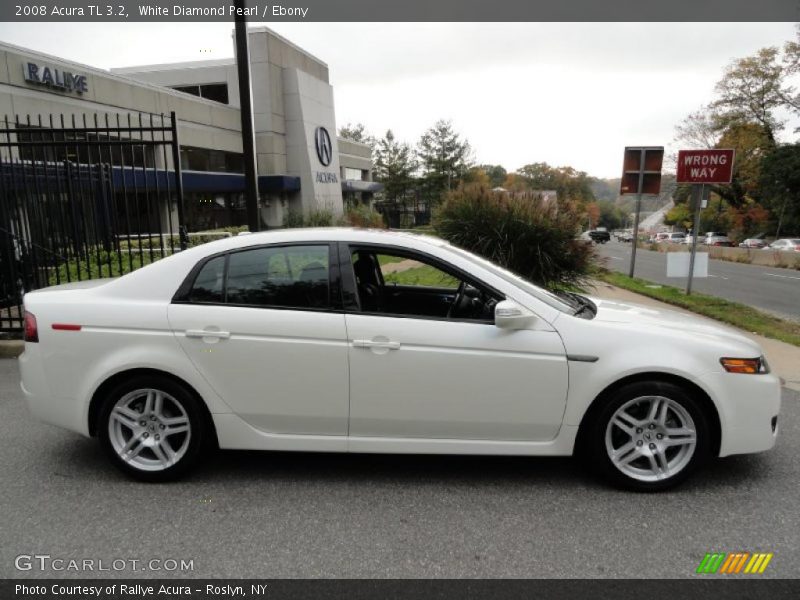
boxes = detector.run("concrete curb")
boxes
[0,340,23,359]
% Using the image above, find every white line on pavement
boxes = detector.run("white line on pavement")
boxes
[765,272,800,281]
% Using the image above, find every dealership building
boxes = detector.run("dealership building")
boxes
[0,26,380,231]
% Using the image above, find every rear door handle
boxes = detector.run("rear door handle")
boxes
[185,329,230,340]
[352,339,401,350]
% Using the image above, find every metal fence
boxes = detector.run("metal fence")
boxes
[0,111,186,332]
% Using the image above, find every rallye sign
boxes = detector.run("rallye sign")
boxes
[676,149,735,184]
[23,62,89,94]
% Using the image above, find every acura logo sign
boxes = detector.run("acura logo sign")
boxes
[314,126,333,167]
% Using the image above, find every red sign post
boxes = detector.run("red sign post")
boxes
[676,148,736,294]
[620,146,664,278]
[676,149,735,184]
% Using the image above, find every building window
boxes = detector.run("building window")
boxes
[345,167,365,181]
[180,147,244,173]
[200,84,228,104]
[171,83,229,105]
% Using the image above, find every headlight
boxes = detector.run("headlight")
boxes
[720,356,770,374]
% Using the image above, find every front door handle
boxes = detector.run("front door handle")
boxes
[185,329,230,340]
[352,339,401,350]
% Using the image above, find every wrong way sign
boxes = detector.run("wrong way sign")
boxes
[676,149,735,184]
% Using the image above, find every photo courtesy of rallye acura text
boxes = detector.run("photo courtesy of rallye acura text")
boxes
[19,229,780,491]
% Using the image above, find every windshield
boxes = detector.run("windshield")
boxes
[445,244,576,314]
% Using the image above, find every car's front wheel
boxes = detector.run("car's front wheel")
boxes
[586,381,711,491]
[97,375,208,482]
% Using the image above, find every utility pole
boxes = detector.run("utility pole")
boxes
[234,0,260,232]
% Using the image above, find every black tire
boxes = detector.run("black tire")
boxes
[584,380,712,492]
[97,374,208,482]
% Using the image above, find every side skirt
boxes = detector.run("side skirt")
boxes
[213,413,578,456]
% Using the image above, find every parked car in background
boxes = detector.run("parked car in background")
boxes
[661,232,686,244]
[652,232,669,243]
[588,228,611,244]
[739,238,768,249]
[617,230,633,243]
[704,233,733,247]
[765,238,800,252]
[19,228,780,491]
[682,235,696,245]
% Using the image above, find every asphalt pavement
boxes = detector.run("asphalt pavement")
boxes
[1,359,798,579]
[595,241,800,321]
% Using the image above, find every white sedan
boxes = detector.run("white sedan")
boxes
[19,229,780,491]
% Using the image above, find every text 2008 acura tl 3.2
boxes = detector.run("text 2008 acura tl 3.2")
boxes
[19,229,780,491]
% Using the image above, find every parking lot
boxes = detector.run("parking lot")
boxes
[1,358,798,579]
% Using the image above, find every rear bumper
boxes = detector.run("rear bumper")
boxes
[19,346,89,436]
[701,371,781,457]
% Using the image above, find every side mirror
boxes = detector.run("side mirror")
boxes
[494,300,536,330]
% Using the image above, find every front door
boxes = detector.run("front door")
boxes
[168,243,349,436]
[344,246,568,442]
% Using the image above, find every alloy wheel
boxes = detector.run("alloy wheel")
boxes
[107,388,191,472]
[604,395,697,482]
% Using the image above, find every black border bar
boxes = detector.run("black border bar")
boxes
[3,579,800,600]
[2,0,799,22]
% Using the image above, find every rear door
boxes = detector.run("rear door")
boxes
[168,243,350,436]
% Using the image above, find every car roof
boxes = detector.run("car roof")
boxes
[188,227,450,254]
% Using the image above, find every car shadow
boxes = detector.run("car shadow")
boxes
[48,434,776,495]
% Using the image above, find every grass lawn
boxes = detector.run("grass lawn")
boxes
[384,264,460,288]
[598,270,800,348]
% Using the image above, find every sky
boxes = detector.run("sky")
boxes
[0,22,797,178]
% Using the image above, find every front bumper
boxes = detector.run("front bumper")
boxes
[701,370,781,457]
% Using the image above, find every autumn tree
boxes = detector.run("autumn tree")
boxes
[513,162,595,205]
[474,164,507,188]
[711,47,788,144]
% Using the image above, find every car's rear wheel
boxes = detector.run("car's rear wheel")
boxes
[98,375,207,482]
[587,381,711,491]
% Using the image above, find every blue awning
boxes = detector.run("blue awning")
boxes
[342,179,384,193]
[0,161,301,194]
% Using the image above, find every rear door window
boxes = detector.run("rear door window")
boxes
[226,245,331,309]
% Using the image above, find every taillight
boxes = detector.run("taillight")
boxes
[24,311,38,343]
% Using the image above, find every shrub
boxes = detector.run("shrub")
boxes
[433,184,593,289]
[341,205,386,228]
[283,208,335,228]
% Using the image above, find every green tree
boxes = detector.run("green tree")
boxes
[416,120,473,202]
[373,130,417,206]
[596,200,627,230]
[338,123,375,149]
[760,144,800,237]
[664,203,694,231]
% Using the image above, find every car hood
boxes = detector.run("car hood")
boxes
[586,296,762,354]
